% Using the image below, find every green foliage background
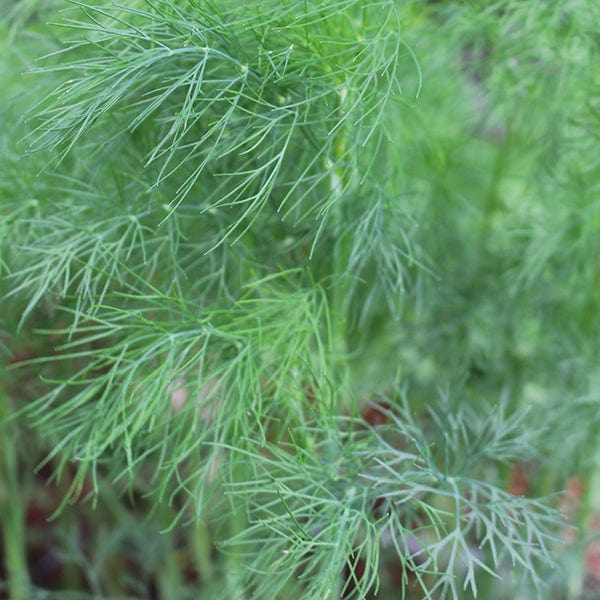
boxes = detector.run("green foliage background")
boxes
[0,1,599,598]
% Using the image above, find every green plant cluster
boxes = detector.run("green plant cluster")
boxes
[1,1,599,599]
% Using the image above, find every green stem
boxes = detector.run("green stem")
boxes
[191,519,214,587]
[330,90,353,369]
[157,505,183,600]
[0,379,30,600]
[332,223,349,361]
[225,504,247,600]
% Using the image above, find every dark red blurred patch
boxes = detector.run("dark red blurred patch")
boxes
[362,402,391,426]
[342,553,366,598]
[508,462,529,497]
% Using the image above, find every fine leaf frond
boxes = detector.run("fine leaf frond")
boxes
[220,397,560,599]
[27,0,418,247]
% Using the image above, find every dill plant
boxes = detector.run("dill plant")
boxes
[1,0,599,598]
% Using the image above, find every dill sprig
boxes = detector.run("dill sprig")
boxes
[2,0,599,598]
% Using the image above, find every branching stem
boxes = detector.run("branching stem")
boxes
[0,375,30,600]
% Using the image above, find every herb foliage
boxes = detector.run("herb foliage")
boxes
[1,1,599,598]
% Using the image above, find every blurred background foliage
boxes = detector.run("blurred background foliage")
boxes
[0,0,599,598]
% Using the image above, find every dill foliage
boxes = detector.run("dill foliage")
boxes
[1,1,598,598]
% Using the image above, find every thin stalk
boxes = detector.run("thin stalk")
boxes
[0,375,30,600]
[191,519,214,587]
[330,90,353,369]
[574,443,600,597]
[157,504,184,600]
[225,505,248,600]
